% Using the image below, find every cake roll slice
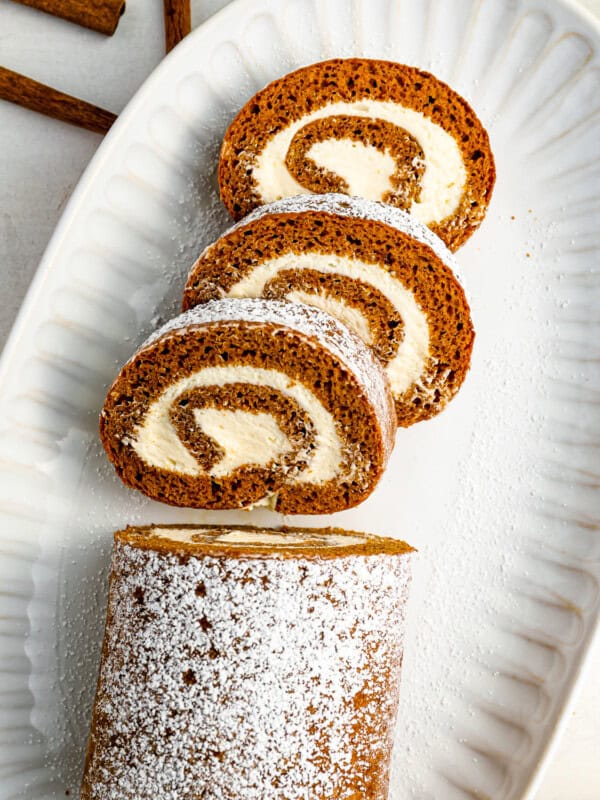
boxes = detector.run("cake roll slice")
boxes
[219,58,495,250]
[100,299,395,513]
[184,194,474,427]
[81,524,415,800]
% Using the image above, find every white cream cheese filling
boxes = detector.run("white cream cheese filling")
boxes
[307,139,398,200]
[132,365,342,482]
[213,530,365,546]
[227,253,429,395]
[252,99,466,224]
[192,408,292,478]
[149,527,366,547]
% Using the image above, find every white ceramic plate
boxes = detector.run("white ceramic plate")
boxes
[1,0,599,797]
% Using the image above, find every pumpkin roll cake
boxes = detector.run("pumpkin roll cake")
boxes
[81,524,415,800]
[184,194,474,427]
[219,58,495,250]
[100,299,395,513]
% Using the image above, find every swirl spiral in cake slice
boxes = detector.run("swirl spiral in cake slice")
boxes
[219,58,495,250]
[81,524,415,800]
[184,195,474,427]
[100,299,395,513]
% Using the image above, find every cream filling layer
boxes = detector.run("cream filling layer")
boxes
[149,527,366,547]
[214,530,365,546]
[307,139,397,200]
[227,254,430,395]
[132,366,342,482]
[252,100,466,224]
[192,408,292,478]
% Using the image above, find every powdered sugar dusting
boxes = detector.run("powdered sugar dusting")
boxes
[224,193,465,286]
[83,530,414,799]
[139,298,395,457]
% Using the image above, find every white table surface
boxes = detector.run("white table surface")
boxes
[0,0,598,797]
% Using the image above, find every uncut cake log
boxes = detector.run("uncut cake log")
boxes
[219,58,495,250]
[184,194,474,427]
[81,525,415,800]
[100,299,395,513]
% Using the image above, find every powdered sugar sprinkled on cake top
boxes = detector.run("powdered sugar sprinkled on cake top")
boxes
[225,193,465,286]
[82,528,414,799]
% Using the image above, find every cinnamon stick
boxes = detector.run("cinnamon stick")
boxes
[163,0,191,53]
[10,0,125,36]
[0,67,117,134]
